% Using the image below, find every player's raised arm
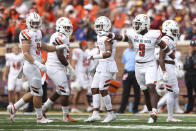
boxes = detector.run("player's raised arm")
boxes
[41,40,69,52]
[157,41,175,59]
[105,32,129,42]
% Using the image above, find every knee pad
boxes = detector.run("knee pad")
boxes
[30,78,43,96]
[56,81,70,96]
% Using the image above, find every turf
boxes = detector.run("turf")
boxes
[0,112,196,131]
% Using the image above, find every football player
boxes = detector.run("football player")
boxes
[7,12,68,123]
[158,20,182,122]
[42,17,76,122]
[3,44,23,106]
[85,16,117,123]
[99,14,175,123]
[71,40,92,112]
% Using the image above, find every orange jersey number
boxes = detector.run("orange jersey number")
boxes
[139,44,145,57]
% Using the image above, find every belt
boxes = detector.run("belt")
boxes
[136,60,153,64]
[164,60,175,65]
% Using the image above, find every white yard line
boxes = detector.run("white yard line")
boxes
[1,125,196,130]
[0,112,196,117]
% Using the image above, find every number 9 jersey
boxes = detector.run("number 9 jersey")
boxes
[127,29,162,63]
[19,29,42,63]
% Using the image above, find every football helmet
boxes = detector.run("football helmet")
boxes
[26,12,42,32]
[133,14,150,33]
[94,16,111,35]
[56,17,73,36]
[162,20,179,38]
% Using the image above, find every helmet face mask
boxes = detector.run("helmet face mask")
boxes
[133,21,142,31]
[94,16,111,35]
[171,28,179,37]
[95,24,103,32]
[30,21,40,30]
[26,12,42,32]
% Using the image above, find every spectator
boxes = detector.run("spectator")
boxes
[183,40,196,113]
[75,21,87,41]
[117,42,140,114]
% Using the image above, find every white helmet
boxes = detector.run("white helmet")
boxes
[94,16,111,35]
[162,20,179,38]
[133,14,150,33]
[56,17,73,36]
[26,12,42,32]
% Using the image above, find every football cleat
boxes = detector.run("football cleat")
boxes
[148,111,157,123]
[84,114,101,122]
[166,117,182,122]
[63,114,77,122]
[37,117,53,123]
[7,104,16,123]
[102,112,116,123]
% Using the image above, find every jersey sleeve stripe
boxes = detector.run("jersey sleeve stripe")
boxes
[161,40,168,46]
[55,38,61,45]
[23,31,31,39]
[57,37,63,45]
[157,32,162,39]
[21,33,28,40]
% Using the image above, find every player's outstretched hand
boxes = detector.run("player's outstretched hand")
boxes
[98,31,109,37]
[87,55,94,60]
[56,44,69,50]
[34,60,47,73]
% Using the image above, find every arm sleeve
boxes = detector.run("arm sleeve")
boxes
[20,30,31,40]
[54,36,64,45]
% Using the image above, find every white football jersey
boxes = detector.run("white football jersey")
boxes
[19,29,42,63]
[72,48,89,73]
[46,32,70,69]
[96,35,118,73]
[5,53,23,76]
[161,35,176,61]
[127,29,162,62]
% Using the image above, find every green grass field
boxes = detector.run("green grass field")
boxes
[0,112,196,131]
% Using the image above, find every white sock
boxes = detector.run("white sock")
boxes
[93,110,99,116]
[157,94,167,110]
[14,98,26,111]
[102,95,112,111]
[35,108,43,119]
[166,92,175,118]
[93,94,100,109]
[42,99,54,112]
[62,106,69,116]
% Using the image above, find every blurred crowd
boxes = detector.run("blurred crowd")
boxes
[0,0,196,44]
